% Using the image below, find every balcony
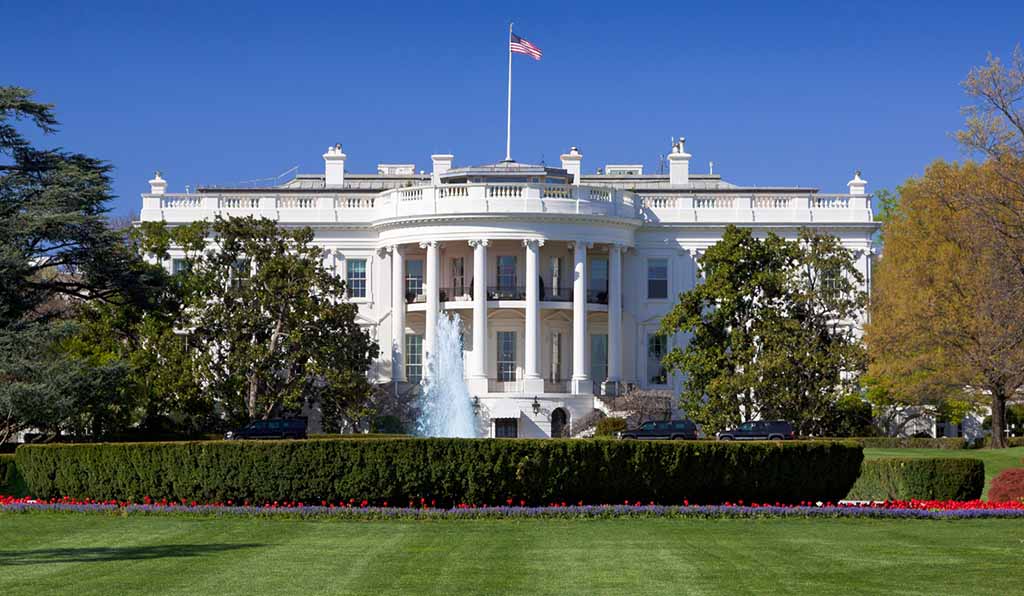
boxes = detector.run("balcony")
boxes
[586,288,609,305]
[540,286,573,302]
[544,380,571,393]
[488,286,525,300]
[488,378,523,393]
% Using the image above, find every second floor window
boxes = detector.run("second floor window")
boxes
[497,331,516,381]
[171,258,190,276]
[497,256,517,290]
[230,259,251,291]
[406,259,424,298]
[648,258,668,299]
[451,257,465,295]
[346,259,367,298]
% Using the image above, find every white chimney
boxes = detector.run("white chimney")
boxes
[148,171,167,195]
[323,144,347,188]
[431,154,454,183]
[847,170,867,196]
[668,137,691,185]
[560,146,583,185]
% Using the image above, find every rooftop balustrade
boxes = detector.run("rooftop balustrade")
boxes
[140,183,873,225]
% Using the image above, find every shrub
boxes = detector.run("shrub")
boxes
[595,417,627,437]
[822,437,970,449]
[983,437,1024,448]
[988,468,1024,502]
[0,454,25,496]
[846,458,984,501]
[15,438,863,506]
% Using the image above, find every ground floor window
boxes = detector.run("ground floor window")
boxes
[494,418,518,438]
[406,334,423,384]
[346,258,367,298]
[497,331,516,381]
[647,334,667,385]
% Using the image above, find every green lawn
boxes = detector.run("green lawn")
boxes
[863,447,1024,498]
[1,514,1022,596]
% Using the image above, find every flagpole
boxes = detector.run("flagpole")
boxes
[505,22,513,162]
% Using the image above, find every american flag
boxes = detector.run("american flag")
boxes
[510,33,542,60]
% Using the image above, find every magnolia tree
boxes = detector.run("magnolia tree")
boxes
[660,225,867,436]
[137,216,380,428]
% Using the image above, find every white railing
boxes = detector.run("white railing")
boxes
[279,197,316,209]
[752,195,792,209]
[220,197,259,209]
[694,196,735,209]
[542,184,572,198]
[399,188,423,201]
[487,184,524,198]
[162,196,201,209]
[341,197,374,208]
[812,194,851,208]
[585,187,612,202]
[643,196,677,209]
[440,185,468,198]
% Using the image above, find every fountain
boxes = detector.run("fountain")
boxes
[416,312,477,437]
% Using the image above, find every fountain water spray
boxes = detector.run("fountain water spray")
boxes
[416,312,477,437]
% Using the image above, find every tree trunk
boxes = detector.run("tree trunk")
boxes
[990,389,1008,449]
[247,373,259,421]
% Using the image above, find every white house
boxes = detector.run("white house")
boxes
[140,138,877,437]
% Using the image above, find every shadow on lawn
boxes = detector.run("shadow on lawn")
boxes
[0,543,263,566]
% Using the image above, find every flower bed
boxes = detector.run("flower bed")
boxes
[2,495,1023,520]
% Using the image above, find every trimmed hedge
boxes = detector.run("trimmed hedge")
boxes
[15,438,863,506]
[984,437,1024,448]
[846,458,984,501]
[820,437,971,450]
[0,453,24,496]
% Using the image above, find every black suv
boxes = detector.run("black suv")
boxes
[716,420,794,441]
[225,418,307,440]
[619,420,700,440]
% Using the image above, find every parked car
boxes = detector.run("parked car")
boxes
[716,420,795,441]
[225,418,307,440]
[618,419,700,440]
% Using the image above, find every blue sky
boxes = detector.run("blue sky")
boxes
[4,0,1023,217]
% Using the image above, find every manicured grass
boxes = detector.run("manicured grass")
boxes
[863,447,1024,498]
[1,514,1023,595]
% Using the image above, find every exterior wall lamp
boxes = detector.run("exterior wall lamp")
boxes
[472,396,481,416]
[532,396,541,415]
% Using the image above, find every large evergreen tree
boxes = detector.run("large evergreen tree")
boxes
[660,226,867,435]
[0,87,165,443]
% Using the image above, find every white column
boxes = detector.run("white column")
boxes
[606,244,623,393]
[422,241,440,373]
[468,239,489,393]
[523,239,545,393]
[571,241,592,394]
[391,245,406,383]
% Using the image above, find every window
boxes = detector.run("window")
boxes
[821,264,842,296]
[346,259,367,298]
[451,257,465,296]
[494,419,518,438]
[549,256,565,298]
[497,331,516,382]
[647,334,668,385]
[550,331,562,382]
[647,258,668,299]
[497,256,517,290]
[406,259,424,299]
[406,334,423,384]
[171,258,190,276]
[591,334,608,384]
[230,259,251,290]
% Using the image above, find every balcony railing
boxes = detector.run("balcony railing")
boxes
[488,378,523,393]
[587,288,609,305]
[540,286,573,302]
[438,287,472,302]
[488,286,525,300]
[544,380,571,393]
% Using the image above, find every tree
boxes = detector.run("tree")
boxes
[660,225,867,435]
[141,216,380,425]
[866,160,1024,448]
[0,87,164,444]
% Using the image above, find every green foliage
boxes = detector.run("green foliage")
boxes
[134,217,380,427]
[15,438,864,505]
[594,417,627,437]
[846,458,984,501]
[661,226,867,435]
[820,395,877,437]
[843,437,970,449]
[0,453,25,496]
[988,468,1024,502]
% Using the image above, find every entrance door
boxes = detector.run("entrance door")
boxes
[551,408,568,438]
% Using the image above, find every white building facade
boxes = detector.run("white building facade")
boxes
[140,139,877,438]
